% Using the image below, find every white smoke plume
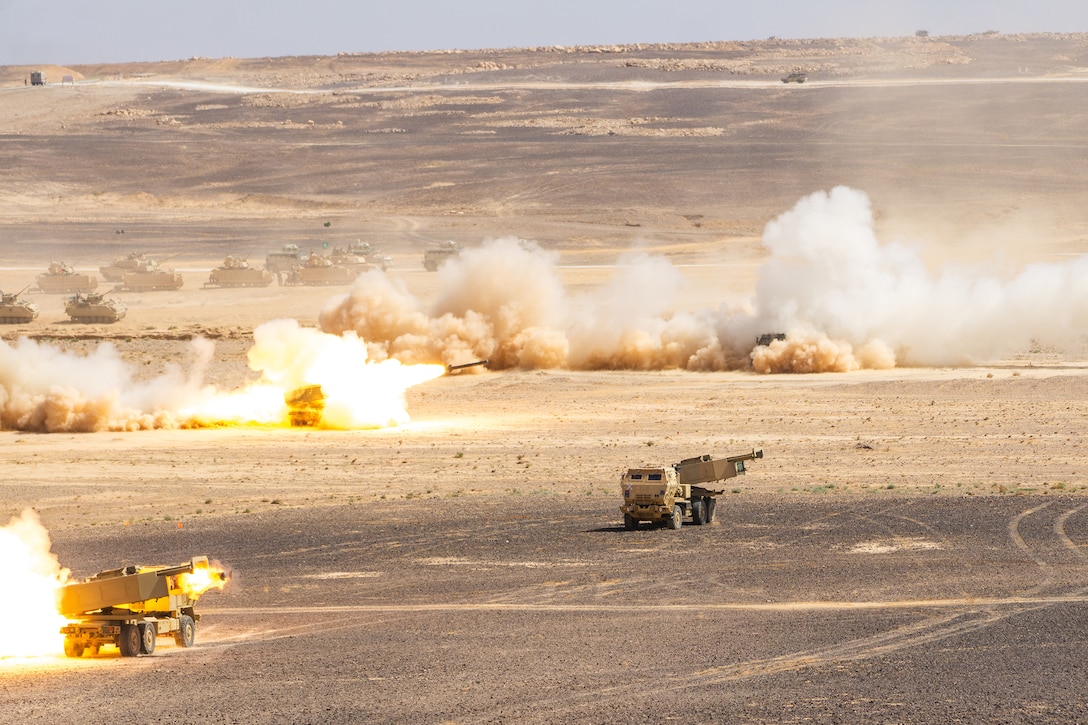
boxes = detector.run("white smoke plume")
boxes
[321,188,1088,373]
[0,336,211,432]
[0,322,443,432]
[0,509,69,658]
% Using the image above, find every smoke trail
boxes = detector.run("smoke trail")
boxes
[0,510,69,658]
[321,188,1088,372]
[0,337,209,432]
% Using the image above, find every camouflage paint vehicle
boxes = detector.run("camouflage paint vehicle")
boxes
[620,451,763,530]
[0,288,39,323]
[100,252,152,282]
[296,252,358,286]
[35,261,99,294]
[265,244,303,278]
[423,241,461,271]
[347,241,392,270]
[327,247,373,275]
[65,292,126,323]
[58,556,227,658]
[204,256,273,288]
[121,259,183,291]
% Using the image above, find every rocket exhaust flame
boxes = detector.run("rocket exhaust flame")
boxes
[0,510,69,659]
[177,560,230,599]
[0,318,444,433]
[1,185,1085,433]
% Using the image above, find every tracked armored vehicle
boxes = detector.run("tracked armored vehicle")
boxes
[35,261,98,294]
[620,450,763,530]
[328,247,373,275]
[122,260,183,291]
[0,288,39,324]
[348,241,392,270]
[265,243,302,277]
[58,556,227,658]
[296,252,358,286]
[100,252,152,282]
[782,71,808,83]
[204,256,273,288]
[423,241,461,271]
[65,292,126,323]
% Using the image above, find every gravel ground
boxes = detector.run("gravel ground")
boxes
[4,495,1086,724]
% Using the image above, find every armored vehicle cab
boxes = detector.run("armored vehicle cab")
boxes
[621,450,763,530]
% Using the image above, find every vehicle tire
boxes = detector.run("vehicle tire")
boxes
[174,615,196,648]
[705,497,717,523]
[666,505,683,530]
[63,637,84,658]
[691,499,706,525]
[119,624,141,657]
[139,622,157,655]
[623,513,639,530]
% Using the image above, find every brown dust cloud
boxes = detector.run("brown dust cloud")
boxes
[321,186,1087,373]
[4,187,1087,432]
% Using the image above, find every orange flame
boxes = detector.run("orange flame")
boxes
[177,561,229,599]
[180,320,444,428]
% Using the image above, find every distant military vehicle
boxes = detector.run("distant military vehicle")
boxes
[58,556,227,658]
[285,384,326,427]
[65,292,126,323]
[35,261,99,294]
[30,71,45,86]
[99,252,174,282]
[295,252,358,286]
[620,450,763,530]
[423,241,461,271]
[204,255,273,288]
[328,247,373,275]
[348,241,392,270]
[0,287,39,324]
[265,244,303,277]
[782,71,808,83]
[756,333,786,347]
[121,259,183,291]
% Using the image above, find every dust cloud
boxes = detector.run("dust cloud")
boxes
[3,186,1083,433]
[0,321,443,433]
[0,336,211,432]
[321,187,1088,373]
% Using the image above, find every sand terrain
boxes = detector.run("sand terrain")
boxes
[3,33,1088,722]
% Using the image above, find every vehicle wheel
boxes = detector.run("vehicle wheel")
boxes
[174,615,196,648]
[623,513,639,530]
[119,624,141,657]
[691,499,706,525]
[705,497,717,523]
[63,637,84,658]
[666,504,683,530]
[139,622,157,655]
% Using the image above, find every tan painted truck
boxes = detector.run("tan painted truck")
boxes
[620,450,763,530]
[58,556,227,657]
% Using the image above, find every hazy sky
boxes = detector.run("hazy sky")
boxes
[1,0,1086,66]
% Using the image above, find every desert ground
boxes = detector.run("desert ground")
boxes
[3,33,1088,723]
